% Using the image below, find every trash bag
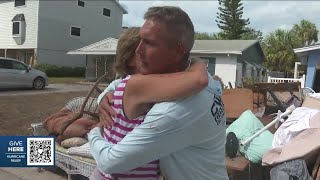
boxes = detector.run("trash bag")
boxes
[226,110,274,163]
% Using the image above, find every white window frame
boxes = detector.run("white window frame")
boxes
[70,26,81,38]
[12,21,21,37]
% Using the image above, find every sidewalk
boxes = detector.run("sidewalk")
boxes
[0,167,67,180]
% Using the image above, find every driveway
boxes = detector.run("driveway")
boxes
[0,84,95,96]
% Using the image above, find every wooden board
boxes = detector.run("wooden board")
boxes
[303,95,320,110]
[252,82,301,92]
[225,155,250,172]
[222,89,253,118]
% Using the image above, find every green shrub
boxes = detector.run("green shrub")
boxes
[243,77,259,88]
[34,64,85,77]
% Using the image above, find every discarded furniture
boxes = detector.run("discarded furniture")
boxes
[58,73,108,135]
[30,73,109,179]
[30,123,96,180]
[267,75,305,88]
[222,88,254,119]
[301,87,316,101]
[252,82,302,115]
[262,94,320,179]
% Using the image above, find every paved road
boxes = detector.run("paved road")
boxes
[0,84,94,96]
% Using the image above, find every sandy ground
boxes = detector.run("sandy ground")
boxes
[0,91,88,136]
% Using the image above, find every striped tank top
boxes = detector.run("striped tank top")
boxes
[100,75,160,180]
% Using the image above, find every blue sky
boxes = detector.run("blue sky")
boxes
[119,1,320,37]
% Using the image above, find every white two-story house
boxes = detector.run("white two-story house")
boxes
[0,0,127,67]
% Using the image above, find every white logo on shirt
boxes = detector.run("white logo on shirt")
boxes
[211,95,225,125]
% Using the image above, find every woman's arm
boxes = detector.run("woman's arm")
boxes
[97,79,122,105]
[127,59,208,103]
[123,59,208,118]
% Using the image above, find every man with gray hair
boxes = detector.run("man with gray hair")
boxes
[89,6,228,179]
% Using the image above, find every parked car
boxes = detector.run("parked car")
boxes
[0,57,48,90]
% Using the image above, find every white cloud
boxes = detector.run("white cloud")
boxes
[243,1,319,35]
[278,24,292,31]
[119,1,320,37]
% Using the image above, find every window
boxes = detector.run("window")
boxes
[103,8,110,17]
[200,57,216,75]
[15,0,25,7]
[70,27,81,36]
[12,61,27,70]
[0,60,13,69]
[12,22,20,35]
[78,0,85,7]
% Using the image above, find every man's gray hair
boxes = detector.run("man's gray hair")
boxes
[144,6,195,53]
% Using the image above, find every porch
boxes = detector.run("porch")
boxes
[85,55,116,82]
[0,48,36,66]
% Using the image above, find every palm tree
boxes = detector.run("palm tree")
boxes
[291,19,318,47]
[262,29,297,74]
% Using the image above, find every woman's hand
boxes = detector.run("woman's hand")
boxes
[187,58,208,86]
[188,58,207,71]
[98,92,117,129]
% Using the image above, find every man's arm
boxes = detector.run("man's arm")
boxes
[88,102,214,174]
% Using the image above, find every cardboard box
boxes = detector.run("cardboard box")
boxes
[302,95,320,110]
[222,89,253,119]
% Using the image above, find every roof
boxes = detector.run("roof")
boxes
[12,14,25,22]
[68,39,261,56]
[191,40,259,55]
[293,43,320,54]
[68,37,118,55]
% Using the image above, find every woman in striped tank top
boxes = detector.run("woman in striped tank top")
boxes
[91,27,209,180]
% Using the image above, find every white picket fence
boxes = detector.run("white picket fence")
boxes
[267,74,305,88]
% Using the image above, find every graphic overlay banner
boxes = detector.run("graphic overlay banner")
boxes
[0,136,55,167]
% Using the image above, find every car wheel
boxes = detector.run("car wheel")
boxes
[33,77,45,90]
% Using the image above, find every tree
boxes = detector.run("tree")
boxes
[240,27,263,41]
[291,19,318,46]
[262,20,318,75]
[194,32,225,40]
[194,32,216,40]
[216,0,250,39]
[262,29,297,74]
[212,32,226,40]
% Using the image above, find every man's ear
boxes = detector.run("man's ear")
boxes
[175,42,186,60]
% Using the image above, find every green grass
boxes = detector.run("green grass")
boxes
[48,77,85,84]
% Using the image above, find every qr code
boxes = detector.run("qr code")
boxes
[27,137,54,166]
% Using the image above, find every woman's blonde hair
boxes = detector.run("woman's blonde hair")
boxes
[114,27,141,78]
